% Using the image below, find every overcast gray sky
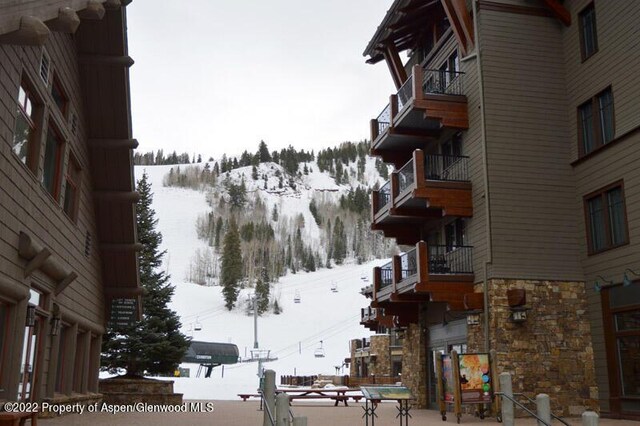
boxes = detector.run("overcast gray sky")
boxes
[126,0,395,159]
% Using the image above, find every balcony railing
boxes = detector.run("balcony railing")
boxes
[376,180,392,212]
[429,245,473,274]
[396,74,414,112]
[399,248,417,280]
[424,154,470,182]
[423,69,464,96]
[380,262,393,289]
[376,103,391,136]
[397,158,415,193]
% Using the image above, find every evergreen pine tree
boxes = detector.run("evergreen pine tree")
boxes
[101,172,189,377]
[255,269,270,315]
[220,218,243,310]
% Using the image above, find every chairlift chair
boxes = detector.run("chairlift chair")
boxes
[314,340,325,358]
[331,282,338,293]
[194,317,202,331]
[294,290,301,304]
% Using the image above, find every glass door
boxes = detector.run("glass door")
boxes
[18,319,38,401]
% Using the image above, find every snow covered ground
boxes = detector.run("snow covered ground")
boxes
[132,164,387,399]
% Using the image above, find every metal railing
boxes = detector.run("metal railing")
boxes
[376,103,391,135]
[397,158,415,193]
[380,262,393,289]
[376,181,392,212]
[399,248,417,280]
[494,392,552,426]
[513,393,571,426]
[424,154,470,182]
[396,74,414,111]
[428,245,473,274]
[423,69,464,96]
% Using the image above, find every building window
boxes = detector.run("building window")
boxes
[42,125,65,201]
[13,82,39,172]
[63,154,81,221]
[584,182,628,254]
[579,3,598,61]
[51,75,68,117]
[578,87,614,156]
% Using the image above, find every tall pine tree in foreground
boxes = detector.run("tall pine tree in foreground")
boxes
[101,172,189,377]
[221,217,243,310]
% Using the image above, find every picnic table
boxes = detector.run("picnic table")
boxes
[276,387,363,406]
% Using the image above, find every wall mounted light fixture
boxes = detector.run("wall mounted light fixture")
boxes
[622,269,639,287]
[25,305,36,327]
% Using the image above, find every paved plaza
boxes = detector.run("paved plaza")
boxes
[37,400,640,426]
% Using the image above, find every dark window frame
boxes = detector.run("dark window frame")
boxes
[578,2,598,62]
[577,86,615,158]
[13,78,43,174]
[42,123,66,202]
[51,73,69,118]
[583,180,629,255]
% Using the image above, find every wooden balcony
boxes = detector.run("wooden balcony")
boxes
[370,64,469,168]
[371,149,472,245]
[360,306,393,332]
[371,241,475,312]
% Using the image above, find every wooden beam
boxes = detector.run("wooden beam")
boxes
[55,272,78,296]
[93,191,140,202]
[79,54,134,67]
[440,0,470,56]
[100,243,143,252]
[0,16,50,46]
[382,43,408,90]
[104,287,145,297]
[24,248,51,278]
[104,0,122,10]
[542,0,571,26]
[78,0,106,20]
[451,0,475,48]
[89,138,139,149]
[45,8,81,34]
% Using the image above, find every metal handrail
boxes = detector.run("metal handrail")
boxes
[423,69,464,95]
[494,392,551,426]
[259,390,276,426]
[376,180,392,212]
[397,158,415,193]
[399,248,417,280]
[513,393,571,426]
[380,262,393,289]
[397,74,414,111]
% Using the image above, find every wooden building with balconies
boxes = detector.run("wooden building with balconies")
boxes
[0,0,140,412]
[360,0,640,419]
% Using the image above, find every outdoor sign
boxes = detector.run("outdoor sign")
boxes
[360,386,414,401]
[442,354,455,402]
[458,353,492,403]
[109,298,138,328]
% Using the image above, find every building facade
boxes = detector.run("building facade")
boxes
[0,0,140,408]
[361,0,639,419]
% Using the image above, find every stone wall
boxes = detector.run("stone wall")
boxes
[467,280,598,416]
[370,334,391,377]
[402,321,428,408]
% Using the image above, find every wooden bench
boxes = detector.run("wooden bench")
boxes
[237,393,261,402]
[0,412,37,426]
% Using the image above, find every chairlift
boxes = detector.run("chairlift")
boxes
[314,340,325,358]
[331,282,338,293]
[194,317,202,331]
[294,290,301,304]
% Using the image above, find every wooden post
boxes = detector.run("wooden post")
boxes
[371,190,379,219]
[391,172,399,208]
[417,241,428,283]
[436,354,446,417]
[390,94,398,123]
[370,119,379,142]
[373,267,381,303]
[451,350,462,421]
[392,255,402,291]
[413,149,425,191]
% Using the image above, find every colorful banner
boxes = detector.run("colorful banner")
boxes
[442,354,455,402]
[458,353,492,403]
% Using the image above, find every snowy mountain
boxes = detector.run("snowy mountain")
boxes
[133,149,394,399]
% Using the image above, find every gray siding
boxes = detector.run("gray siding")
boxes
[562,0,640,411]
[478,9,584,281]
[0,33,105,341]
